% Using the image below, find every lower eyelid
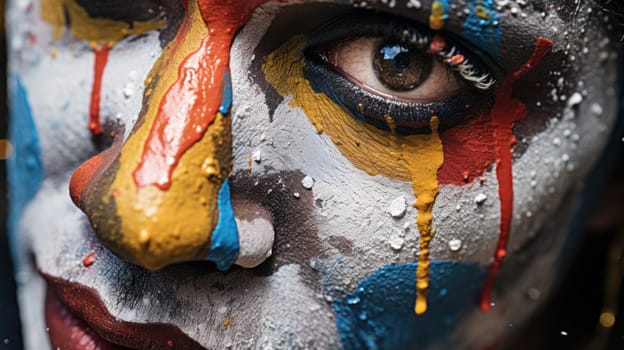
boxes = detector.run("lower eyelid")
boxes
[304,59,489,134]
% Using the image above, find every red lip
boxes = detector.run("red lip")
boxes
[44,274,204,350]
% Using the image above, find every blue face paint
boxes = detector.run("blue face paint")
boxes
[461,0,503,60]
[205,179,240,271]
[333,261,486,350]
[219,71,232,115]
[7,77,44,259]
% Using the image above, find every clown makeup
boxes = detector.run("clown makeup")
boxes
[6,0,622,349]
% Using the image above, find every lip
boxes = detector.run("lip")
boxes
[43,274,204,350]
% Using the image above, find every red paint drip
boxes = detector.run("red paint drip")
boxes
[479,37,553,312]
[88,46,111,137]
[133,0,270,190]
[82,251,97,267]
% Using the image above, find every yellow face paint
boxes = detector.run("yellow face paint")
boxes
[264,37,426,182]
[263,37,445,314]
[40,0,164,46]
[429,0,446,31]
[82,1,230,270]
[40,0,65,39]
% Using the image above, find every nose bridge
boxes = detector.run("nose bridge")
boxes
[70,0,256,271]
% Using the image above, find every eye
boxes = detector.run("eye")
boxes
[303,12,497,134]
[329,37,460,100]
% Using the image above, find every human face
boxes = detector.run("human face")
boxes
[6,0,621,349]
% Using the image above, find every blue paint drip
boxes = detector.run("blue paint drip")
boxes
[205,179,239,271]
[461,0,503,60]
[219,71,232,115]
[333,261,486,350]
[7,77,44,257]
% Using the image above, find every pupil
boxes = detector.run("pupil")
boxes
[374,41,433,92]
[393,52,411,70]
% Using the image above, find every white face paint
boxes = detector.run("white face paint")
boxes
[6,0,621,349]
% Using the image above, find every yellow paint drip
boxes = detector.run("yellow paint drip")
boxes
[475,2,490,20]
[429,1,446,30]
[40,0,164,46]
[89,2,229,270]
[264,37,445,314]
[403,117,443,315]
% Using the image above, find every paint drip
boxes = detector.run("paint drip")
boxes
[39,0,164,137]
[479,37,553,311]
[88,45,110,136]
[403,117,444,315]
[386,115,444,315]
[133,0,270,190]
[429,0,448,30]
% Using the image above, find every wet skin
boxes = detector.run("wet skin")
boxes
[6,0,622,349]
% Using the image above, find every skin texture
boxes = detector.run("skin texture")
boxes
[6,0,622,349]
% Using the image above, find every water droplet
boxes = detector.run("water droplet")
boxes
[387,196,407,218]
[389,235,405,251]
[347,296,361,305]
[474,193,487,205]
[448,239,462,252]
[252,150,262,163]
[301,176,314,190]
[591,103,603,116]
[566,92,583,107]
[123,83,134,98]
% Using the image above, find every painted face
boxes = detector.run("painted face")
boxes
[7,0,622,349]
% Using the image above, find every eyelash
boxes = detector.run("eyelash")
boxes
[302,12,497,134]
[428,36,495,90]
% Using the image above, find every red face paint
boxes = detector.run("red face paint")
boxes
[439,113,496,184]
[132,0,271,190]
[82,251,97,267]
[88,46,111,137]
[479,37,553,311]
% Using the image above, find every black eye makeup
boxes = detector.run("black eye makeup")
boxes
[74,0,167,22]
[303,12,497,134]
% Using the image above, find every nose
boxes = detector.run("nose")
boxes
[69,0,268,270]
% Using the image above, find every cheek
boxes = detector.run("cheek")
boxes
[7,78,45,246]
[14,31,163,179]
